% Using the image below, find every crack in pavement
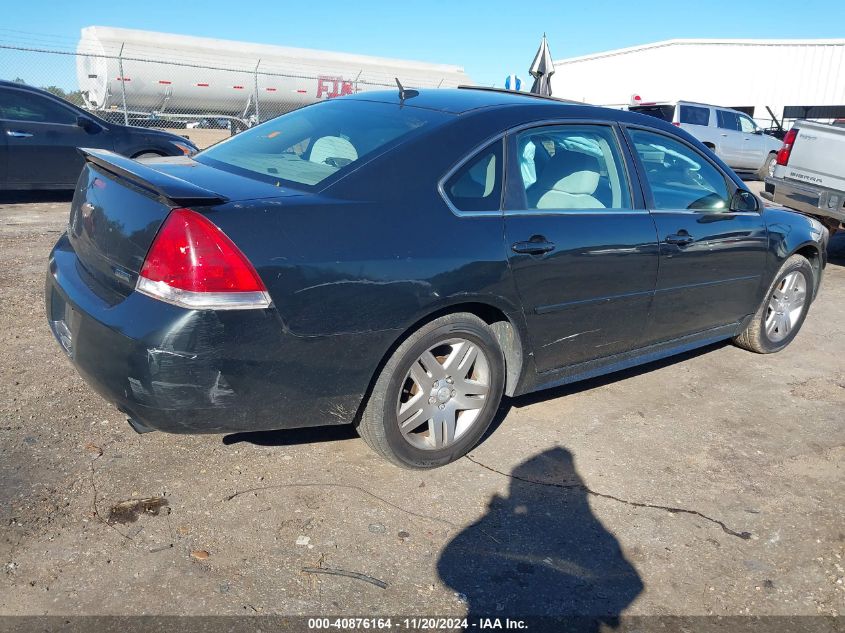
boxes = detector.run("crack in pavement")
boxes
[464,454,753,540]
[224,482,501,544]
[88,456,133,543]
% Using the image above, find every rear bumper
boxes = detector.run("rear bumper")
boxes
[45,234,391,434]
[763,177,845,224]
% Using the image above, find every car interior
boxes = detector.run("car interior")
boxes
[520,132,626,209]
[528,150,605,209]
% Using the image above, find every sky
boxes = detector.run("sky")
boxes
[2,0,845,87]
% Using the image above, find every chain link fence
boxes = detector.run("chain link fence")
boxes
[0,38,466,148]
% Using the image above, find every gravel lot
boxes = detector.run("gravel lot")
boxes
[1,184,843,622]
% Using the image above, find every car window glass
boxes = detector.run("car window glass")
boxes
[443,139,503,213]
[198,100,449,189]
[739,115,757,133]
[629,105,675,122]
[716,110,741,131]
[0,89,77,124]
[629,129,731,212]
[679,105,709,126]
[514,125,631,210]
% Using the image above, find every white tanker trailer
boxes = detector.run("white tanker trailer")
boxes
[76,26,470,123]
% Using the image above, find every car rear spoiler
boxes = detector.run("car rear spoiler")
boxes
[79,148,228,206]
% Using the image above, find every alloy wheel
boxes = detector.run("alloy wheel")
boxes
[765,271,807,343]
[396,338,490,450]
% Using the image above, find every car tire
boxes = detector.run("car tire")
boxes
[133,152,163,160]
[357,313,505,469]
[758,153,777,180]
[733,254,814,354]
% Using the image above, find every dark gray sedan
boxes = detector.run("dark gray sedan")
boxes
[0,80,197,189]
[46,87,828,469]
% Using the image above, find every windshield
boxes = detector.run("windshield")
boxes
[196,99,451,189]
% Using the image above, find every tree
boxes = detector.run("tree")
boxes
[41,85,86,107]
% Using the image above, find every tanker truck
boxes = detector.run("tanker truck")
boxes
[76,26,470,129]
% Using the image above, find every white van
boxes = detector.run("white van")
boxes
[629,101,783,178]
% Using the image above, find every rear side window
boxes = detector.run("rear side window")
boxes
[629,129,731,212]
[443,140,503,213]
[513,125,631,210]
[679,105,709,126]
[197,99,449,189]
[0,89,77,124]
[716,110,741,131]
[629,105,675,122]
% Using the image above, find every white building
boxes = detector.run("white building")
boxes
[551,39,845,127]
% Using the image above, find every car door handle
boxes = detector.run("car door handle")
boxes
[512,239,556,255]
[665,232,694,246]
[6,130,33,138]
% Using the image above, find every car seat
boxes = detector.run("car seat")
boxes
[531,150,605,209]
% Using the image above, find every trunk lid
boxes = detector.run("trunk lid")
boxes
[68,149,301,297]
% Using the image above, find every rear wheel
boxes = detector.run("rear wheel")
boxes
[758,152,777,180]
[133,151,163,160]
[733,255,813,353]
[357,313,505,469]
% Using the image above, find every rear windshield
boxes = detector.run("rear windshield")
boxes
[629,105,675,122]
[196,99,450,189]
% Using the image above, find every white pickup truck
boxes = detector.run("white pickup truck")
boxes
[763,120,845,234]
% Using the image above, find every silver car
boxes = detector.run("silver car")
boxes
[630,100,783,178]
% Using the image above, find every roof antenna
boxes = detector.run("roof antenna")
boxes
[395,77,418,102]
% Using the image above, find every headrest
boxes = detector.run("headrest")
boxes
[309,136,358,164]
[539,150,600,196]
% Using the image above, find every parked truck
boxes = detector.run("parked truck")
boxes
[763,120,845,234]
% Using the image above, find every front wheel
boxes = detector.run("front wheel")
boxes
[733,254,814,353]
[357,313,505,469]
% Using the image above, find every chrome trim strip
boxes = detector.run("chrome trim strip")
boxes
[649,210,761,216]
[505,209,650,217]
[136,277,272,310]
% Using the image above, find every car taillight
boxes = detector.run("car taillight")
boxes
[776,128,799,166]
[136,208,271,310]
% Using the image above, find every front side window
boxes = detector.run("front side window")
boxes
[716,110,741,131]
[679,105,709,126]
[0,89,77,125]
[629,129,731,212]
[739,114,758,134]
[197,99,450,189]
[513,125,631,210]
[443,140,503,213]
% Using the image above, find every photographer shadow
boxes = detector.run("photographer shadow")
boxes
[438,447,643,630]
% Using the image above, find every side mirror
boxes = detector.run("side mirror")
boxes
[730,189,760,213]
[77,115,100,133]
